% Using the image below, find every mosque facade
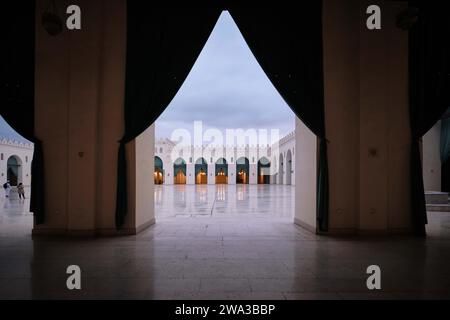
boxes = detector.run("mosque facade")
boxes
[154,131,296,186]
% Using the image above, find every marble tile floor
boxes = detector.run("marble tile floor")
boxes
[0,185,450,299]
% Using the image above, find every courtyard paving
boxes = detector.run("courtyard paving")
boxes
[0,185,450,299]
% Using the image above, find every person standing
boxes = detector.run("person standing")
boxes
[17,183,25,200]
[3,181,11,198]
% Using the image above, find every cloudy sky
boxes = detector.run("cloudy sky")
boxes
[156,11,295,143]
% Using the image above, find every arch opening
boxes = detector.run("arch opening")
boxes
[7,155,22,186]
[174,157,187,184]
[236,157,249,184]
[215,157,228,184]
[257,157,271,184]
[195,157,208,184]
[154,156,164,185]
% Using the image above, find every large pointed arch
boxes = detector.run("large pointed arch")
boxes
[117,2,327,231]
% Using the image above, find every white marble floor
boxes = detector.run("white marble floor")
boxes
[155,184,294,220]
[0,185,450,299]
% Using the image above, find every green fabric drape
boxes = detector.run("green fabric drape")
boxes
[116,2,223,228]
[441,116,450,193]
[0,2,45,224]
[228,2,329,231]
[440,117,450,164]
[409,2,450,236]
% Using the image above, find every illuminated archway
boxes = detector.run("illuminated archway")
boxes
[236,157,249,184]
[215,158,228,184]
[195,157,208,184]
[257,157,271,184]
[273,156,277,184]
[7,155,22,186]
[154,156,164,184]
[173,158,186,184]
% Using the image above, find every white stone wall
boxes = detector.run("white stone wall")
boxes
[271,131,296,186]
[0,139,34,194]
[155,132,296,185]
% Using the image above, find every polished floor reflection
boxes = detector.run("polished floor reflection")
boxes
[1,186,450,299]
[155,184,294,220]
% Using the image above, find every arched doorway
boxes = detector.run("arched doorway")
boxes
[154,156,164,184]
[236,157,249,184]
[7,155,22,186]
[173,158,187,184]
[278,153,284,185]
[257,157,271,184]
[286,150,292,185]
[195,157,208,184]
[215,158,228,184]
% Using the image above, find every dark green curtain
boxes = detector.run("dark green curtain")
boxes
[228,2,329,231]
[440,116,450,164]
[0,2,45,224]
[441,115,450,193]
[409,2,450,236]
[116,2,223,228]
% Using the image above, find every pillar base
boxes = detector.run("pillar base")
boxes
[323,227,413,236]
[294,218,317,234]
[31,218,155,237]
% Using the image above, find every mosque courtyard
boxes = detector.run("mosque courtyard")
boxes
[0,185,450,299]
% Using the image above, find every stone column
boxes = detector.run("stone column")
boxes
[208,164,215,185]
[187,163,195,185]
[249,163,257,184]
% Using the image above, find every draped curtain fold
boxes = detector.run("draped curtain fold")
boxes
[118,1,328,231]
[440,116,450,164]
[0,2,45,224]
[409,2,450,236]
[228,2,329,231]
[440,115,450,193]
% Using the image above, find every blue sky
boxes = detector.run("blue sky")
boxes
[0,115,32,144]
[156,11,295,141]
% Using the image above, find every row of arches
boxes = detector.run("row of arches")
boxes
[275,149,293,186]
[155,156,278,185]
